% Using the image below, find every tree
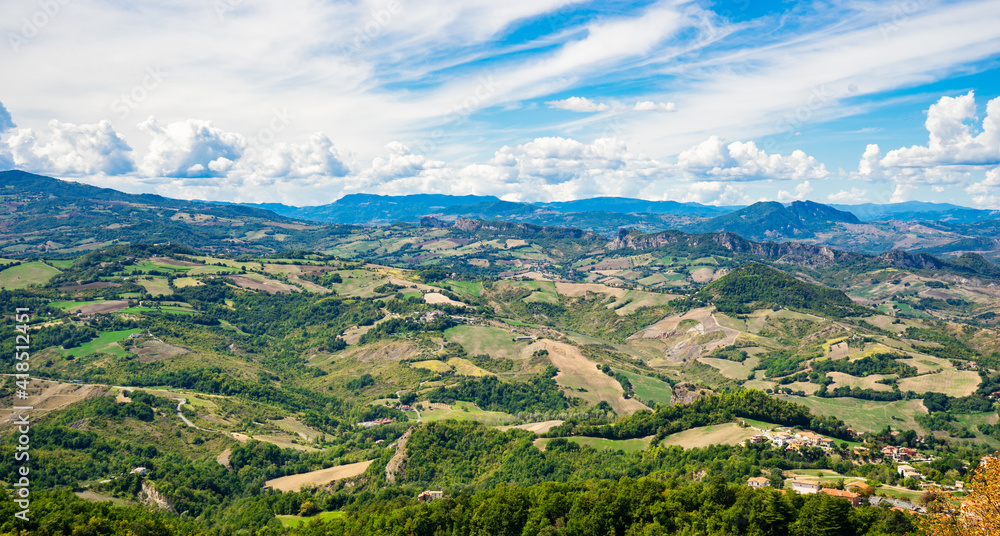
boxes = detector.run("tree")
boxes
[923,455,1000,536]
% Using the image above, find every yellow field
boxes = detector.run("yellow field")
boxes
[897,369,981,397]
[265,460,374,492]
[660,423,758,449]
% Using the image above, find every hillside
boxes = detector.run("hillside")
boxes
[0,170,338,256]
[695,262,864,316]
[688,200,861,240]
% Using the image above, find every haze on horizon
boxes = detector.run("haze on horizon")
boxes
[1,0,999,207]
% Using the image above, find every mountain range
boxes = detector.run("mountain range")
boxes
[3,170,1000,259]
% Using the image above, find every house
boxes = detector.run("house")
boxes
[747,476,770,489]
[817,437,835,449]
[899,447,918,460]
[820,488,863,507]
[790,480,822,495]
[898,465,924,480]
[130,467,147,476]
[853,446,869,456]
[772,433,793,447]
[750,434,768,444]
[882,446,898,458]
[128,333,142,339]
[417,490,444,502]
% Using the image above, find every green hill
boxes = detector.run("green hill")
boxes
[696,262,865,316]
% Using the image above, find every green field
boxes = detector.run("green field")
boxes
[617,371,673,406]
[445,325,523,360]
[792,397,928,434]
[0,262,61,289]
[420,401,514,425]
[63,328,143,358]
[277,511,345,528]
[535,436,653,453]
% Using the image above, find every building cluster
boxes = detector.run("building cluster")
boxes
[752,430,835,449]
[881,446,924,462]
[355,418,393,429]
[748,477,926,514]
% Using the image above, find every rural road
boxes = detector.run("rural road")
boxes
[175,398,219,432]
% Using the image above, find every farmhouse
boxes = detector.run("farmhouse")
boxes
[746,476,770,489]
[417,490,444,502]
[820,488,863,507]
[790,480,822,495]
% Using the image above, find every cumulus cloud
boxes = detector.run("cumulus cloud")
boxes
[0,101,15,133]
[677,136,829,181]
[881,92,1000,168]
[139,117,246,178]
[965,167,1000,207]
[777,180,813,202]
[5,120,135,175]
[633,100,675,112]
[545,97,610,113]
[827,187,868,203]
[238,133,350,179]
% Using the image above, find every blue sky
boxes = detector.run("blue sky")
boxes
[1,0,999,207]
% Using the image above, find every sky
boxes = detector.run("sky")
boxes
[1,0,1000,207]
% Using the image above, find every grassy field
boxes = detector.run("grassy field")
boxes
[446,358,493,377]
[139,277,173,296]
[277,511,345,528]
[534,436,653,453]
[698,357,760,380]
[0,262,61,289]
[411,360,452,373]
[617,371,673,406]
[63,329,143,358]
[660,423,758,449]
[897,369,981,397]
[792,397,928,433]
[445,325,523,360]
[419,401,514,425]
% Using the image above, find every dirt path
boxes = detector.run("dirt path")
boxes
[541,340,648,414]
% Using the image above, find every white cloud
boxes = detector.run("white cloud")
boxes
[827,187,868,203]
[237,133,350,179]
[546,97,610,113]
[633,100,675,112]
[965,167,1000,207]
[5,120,135,175]
[777,180,813,202]
[139,117,246,178]
[677,136,829,181]
[881,92,1000,168]
[890,183,916,203]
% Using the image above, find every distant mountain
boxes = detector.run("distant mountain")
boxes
[688,200,861,240]
[832,201,1000,223]
[243,193,498,224]
[0,170,328,256]
[537,197,735,217]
